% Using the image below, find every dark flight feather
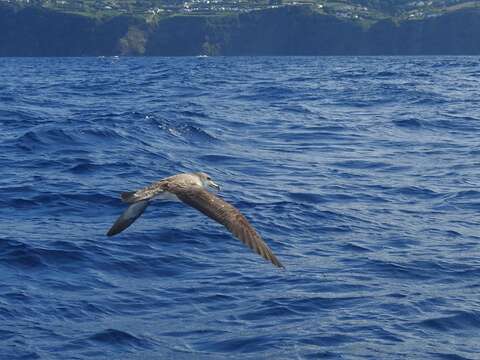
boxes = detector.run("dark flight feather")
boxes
[107,200,149,236]
[171,186,284,268]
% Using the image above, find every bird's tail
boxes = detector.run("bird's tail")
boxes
[121,191,138,203]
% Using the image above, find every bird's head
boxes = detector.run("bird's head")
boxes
[196,172,220,191]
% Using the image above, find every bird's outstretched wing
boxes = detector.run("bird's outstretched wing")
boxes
[107,200,150,236]
[171,186,284,268]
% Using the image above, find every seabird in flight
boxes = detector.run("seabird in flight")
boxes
[107,172,284,268]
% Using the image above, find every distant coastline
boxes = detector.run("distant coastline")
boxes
[1,4,480,56]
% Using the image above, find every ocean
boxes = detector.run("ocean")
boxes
[1,56,479,359]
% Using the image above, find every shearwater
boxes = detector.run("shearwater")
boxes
[107,172,284,268]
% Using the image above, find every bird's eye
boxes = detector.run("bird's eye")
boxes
[207,176,211,180]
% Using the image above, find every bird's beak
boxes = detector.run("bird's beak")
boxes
[209,181,220,191]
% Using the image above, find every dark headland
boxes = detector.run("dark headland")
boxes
[1,1,480,56]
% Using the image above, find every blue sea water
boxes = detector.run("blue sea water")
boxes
[1,56,479,359]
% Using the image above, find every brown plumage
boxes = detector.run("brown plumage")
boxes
[106,172,284,268]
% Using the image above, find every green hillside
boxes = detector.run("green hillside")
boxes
[7,0,480,22]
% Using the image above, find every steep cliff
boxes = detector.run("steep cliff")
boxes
[0,5,145,56]
[0,4,479,56]
[367,9,480,54]
[145,7,366,56]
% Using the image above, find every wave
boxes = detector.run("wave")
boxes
[0,237,87,269]
[2,56,479,359]
[88,328,155,349]
[418,311,480,332]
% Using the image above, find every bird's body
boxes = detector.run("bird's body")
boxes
[107,172,283,268]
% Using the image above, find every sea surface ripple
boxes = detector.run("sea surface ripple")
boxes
[1,56,479,359]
